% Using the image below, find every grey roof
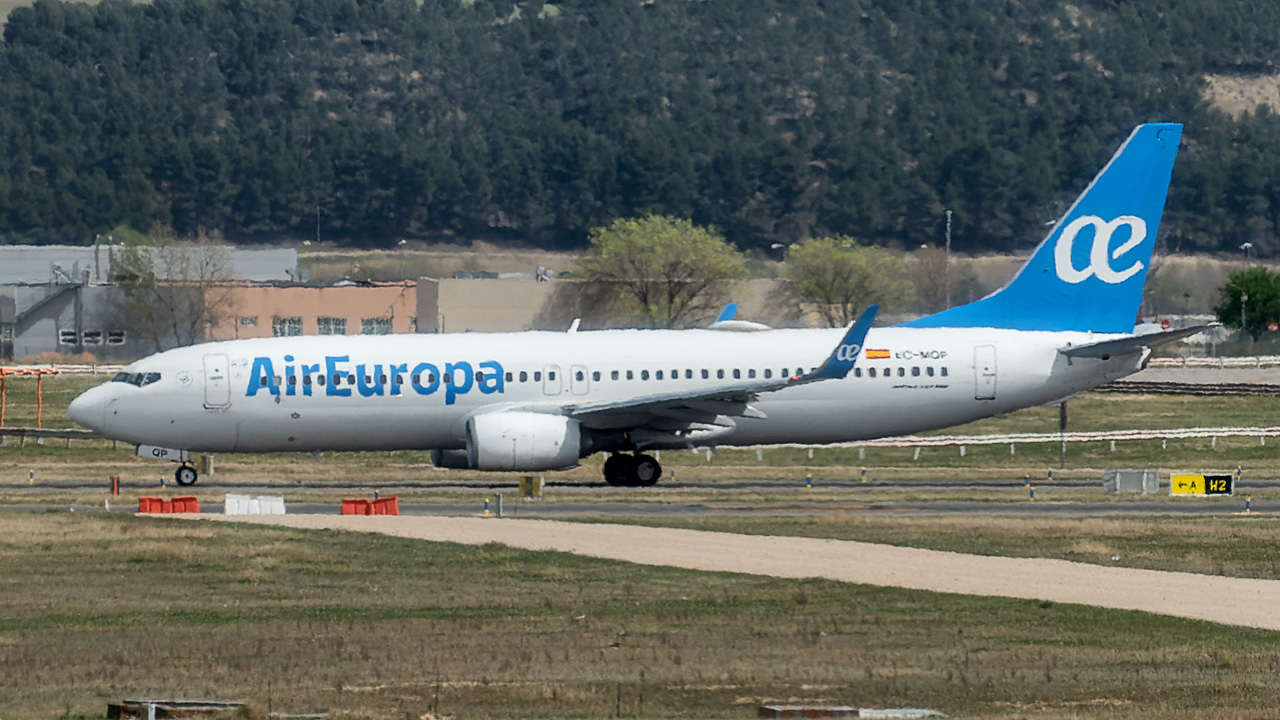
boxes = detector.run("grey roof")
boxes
[0,245,298,284]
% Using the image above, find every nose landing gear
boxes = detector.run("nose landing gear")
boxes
[175,464,198,486]
[602,452,662,487]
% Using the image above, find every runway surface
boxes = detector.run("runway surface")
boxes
[199,514,1280,633]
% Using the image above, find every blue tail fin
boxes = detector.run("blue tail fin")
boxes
[902,123,1182,333]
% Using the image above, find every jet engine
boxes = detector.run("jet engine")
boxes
[432,412,582,471]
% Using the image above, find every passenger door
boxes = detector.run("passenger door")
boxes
[973,345,996,400]
[204,354,231,409]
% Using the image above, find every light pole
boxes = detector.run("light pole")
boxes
[1240,242,1253,264]
[945,209,952,309]
[1242,292,1249,343]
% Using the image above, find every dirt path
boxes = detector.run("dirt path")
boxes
[201,514,1280,632]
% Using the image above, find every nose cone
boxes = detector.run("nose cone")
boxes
[68,385,109,433]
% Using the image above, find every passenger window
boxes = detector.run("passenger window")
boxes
[782,368,789,377]
[576,370,585,381]
[912,367,920,376]
[854,368,862,377]
[941,367,948,377]
[505,372,513,382]
[302,374,313,385]
[380,374,388,384]
[428,373,436,383]
[717,370,725,379]
[317,375,326,386]
[641,370,650,380]
[685,369,693,379]
[656,370,664,380]
[592,371,600,381]
[748,369,756,379]
[443,373,451,383]
[733,369,741,379]
[520,371,528,382]
[549,371,556,381]
[347,375,355,385]
[395,375,403,385]
[926,367,934,377]
[534,371,542,381]
[702,369,709,379]
[475,372,483,382]
[764,369,772,379]
[611,370,619,380]
[627,370,634,380]
[869,368,877,378]
[288,375,297,385]
[897,368,905,377]
[672,369,679,379]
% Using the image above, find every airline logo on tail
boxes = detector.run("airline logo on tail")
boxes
[900,123,1182,334]
[1054,215,1147,285]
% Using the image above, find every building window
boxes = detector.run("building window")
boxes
[272,316,302,337]
[238,316,258,327]
[59,329,77,345]
[361,317,392,335]
[317,317,347,335]
[107,330,126,345]
[81,330,102,345]
[0,325,12,342]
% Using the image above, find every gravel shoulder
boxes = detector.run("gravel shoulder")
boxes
[198,514,1280,632]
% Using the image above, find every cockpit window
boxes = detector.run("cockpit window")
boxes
[111,372,161,387]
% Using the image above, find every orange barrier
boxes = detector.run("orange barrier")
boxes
[341,498,371,515]
[341,497,398,516]
[137,496,201,514]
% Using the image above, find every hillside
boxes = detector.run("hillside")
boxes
[2,0,1280,255]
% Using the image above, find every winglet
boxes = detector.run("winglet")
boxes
[715,303,738,323]
[792,304,878,385]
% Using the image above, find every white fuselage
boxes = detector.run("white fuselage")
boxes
[70,326,1143,455]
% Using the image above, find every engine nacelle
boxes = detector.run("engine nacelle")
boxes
[467,412,582,471]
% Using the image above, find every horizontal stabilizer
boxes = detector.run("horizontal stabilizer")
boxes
[1059,324,1216,359]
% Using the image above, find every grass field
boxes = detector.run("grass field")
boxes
[4,377,1280,717]
[4,512,1280,720]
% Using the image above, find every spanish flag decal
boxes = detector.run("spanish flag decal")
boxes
[865,349,890,359]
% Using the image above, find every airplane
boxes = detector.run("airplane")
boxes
[69,123,1195,488]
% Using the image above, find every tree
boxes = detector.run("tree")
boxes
[1214,266,1280,340]
[785,236,916,327]
[109,227,238,352]
[579,215,747,328]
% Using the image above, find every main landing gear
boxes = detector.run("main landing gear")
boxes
[602,452,662,487]
[174,464,199,486]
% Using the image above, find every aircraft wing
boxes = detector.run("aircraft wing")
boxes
[1059,324,1216,359]
[565,305,878,426]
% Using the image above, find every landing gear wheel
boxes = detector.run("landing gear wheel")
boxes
[175,464,198,486]
[603,454,631,487]
[631,454,661,486]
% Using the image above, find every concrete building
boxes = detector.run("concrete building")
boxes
[0,244,302,362]
[416,277,808,333]
[1,283,135,362]
[210,282,417,341]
